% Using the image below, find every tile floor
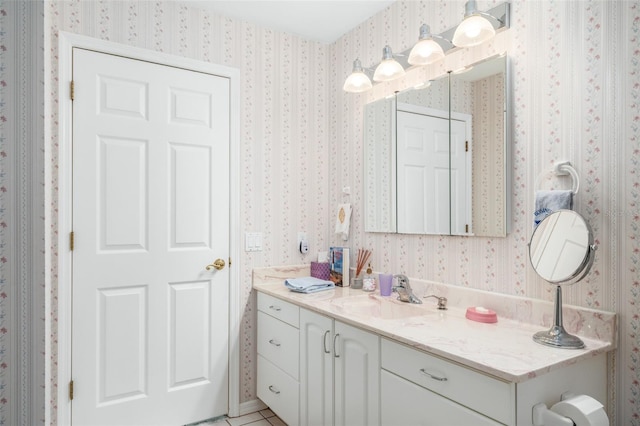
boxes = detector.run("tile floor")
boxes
[192,409,286,426]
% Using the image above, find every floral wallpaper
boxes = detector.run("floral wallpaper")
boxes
[0,2,8,422]
[333,1,638,424]
[1,0,639,425]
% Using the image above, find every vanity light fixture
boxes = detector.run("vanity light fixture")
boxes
[373,45,405,82]
[408,24,446,66]
[343,2,509,93]
[452,0,499,47]
[343,59,373,93]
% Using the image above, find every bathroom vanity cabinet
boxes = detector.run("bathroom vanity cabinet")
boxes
[381,337,509,425]
[254,272,614,426]
[256,293,300,426]
[257,292,379,426]
[300,308,379,426]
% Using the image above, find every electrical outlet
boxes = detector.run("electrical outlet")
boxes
[297,232,309,254]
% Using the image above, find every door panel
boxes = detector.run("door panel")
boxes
[98,286,147,404]
[100,136,148,250]
[72,47,230,426]
[170,143,212,248]
[396,110,450,234]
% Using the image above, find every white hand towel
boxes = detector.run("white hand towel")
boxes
[335,203,352,241]
[534,190,574,228]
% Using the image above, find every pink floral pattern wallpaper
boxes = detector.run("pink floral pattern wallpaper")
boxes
[1,0,639,424]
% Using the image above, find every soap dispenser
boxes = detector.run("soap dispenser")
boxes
[362,264,376,292]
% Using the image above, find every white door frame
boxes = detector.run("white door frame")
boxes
[55,32,241,426]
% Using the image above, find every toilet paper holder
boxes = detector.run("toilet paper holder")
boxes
[533,392,609,426]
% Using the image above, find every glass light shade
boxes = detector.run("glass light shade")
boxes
[373,59,405,82]
[408,39,445,65]
[452,14,495,47]
[373,45,405,82]
[343,59,372,93]
[343,71,372,93]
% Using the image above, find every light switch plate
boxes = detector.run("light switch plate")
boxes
[245,232,263,252]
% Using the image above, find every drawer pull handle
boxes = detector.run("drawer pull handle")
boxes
[269,305,282,312]
[269,339,281,347]
[323,330,331,354]
[420,369,448,382]
[333,333,340,358]
[268,385,281,395]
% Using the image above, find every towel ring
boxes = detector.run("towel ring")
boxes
[535,161,580,195]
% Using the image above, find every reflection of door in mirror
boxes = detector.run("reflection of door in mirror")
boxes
[396,106,449,234]
[450,113,472,235]
[395,104,472,235]
[530,210,590,283]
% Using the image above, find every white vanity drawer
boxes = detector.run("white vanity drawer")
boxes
[257,311,299,380]
[257,355,299,426]
[381,338,513,425]
[381,369,502,426]
[258,292,299,327]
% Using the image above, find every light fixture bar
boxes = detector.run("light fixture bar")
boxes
[343,1,510,93]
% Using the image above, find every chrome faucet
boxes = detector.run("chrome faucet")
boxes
[393,274,422,304]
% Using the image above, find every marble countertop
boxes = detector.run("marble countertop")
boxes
[253,266,616,384]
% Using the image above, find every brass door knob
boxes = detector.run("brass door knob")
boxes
[206,259,226,271]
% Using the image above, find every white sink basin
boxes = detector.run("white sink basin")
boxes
[330,294,435,320]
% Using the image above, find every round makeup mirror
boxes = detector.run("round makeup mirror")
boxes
[529,210,596,349]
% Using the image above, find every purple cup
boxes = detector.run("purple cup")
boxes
[379,274,393,296]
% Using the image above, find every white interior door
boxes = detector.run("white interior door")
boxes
[71,48,230,426]
[396,109,450,234]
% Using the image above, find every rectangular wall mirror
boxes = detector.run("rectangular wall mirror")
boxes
[364,54,511,237]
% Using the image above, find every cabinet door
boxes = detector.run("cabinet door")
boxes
[381,370,501,426]
[300,309,334,426]
[334,321,380,426]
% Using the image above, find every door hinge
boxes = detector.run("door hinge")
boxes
[69,380,74,401]
[70,80,75,101]
[465,140,469,152]
[465,224,469,233]
[70,231,75,251]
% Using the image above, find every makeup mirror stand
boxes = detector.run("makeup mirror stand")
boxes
[533,284,585,349]
[529,209,596,350]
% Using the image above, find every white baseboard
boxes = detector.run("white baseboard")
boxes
[236,399,268,417]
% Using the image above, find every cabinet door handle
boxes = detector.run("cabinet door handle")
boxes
[420,368,448,382]
[323,330,331,354]
[333,333,340,358]
[269,339,281,347]
[269,305,281,312]
[268,385,281,395]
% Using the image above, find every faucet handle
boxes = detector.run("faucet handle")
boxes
[424,295,448,310]
[394,274,409,286]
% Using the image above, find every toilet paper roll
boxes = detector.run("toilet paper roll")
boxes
[551,395,609,426]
